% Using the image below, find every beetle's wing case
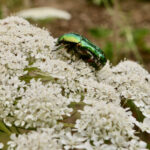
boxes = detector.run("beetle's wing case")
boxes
[80,37,107,64]
[80,38,100,57]
[57,33,82,44]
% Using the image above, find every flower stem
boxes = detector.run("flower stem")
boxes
[0,121,11,135]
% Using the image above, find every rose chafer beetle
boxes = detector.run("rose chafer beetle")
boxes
[56,33,107,69]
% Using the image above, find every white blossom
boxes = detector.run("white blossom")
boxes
[75,101,147,149]
[97,60,150,133]
[0,17,149,149]
[0,16,56,69]
[80,78,120,105]
[0,75,25,126]
[0,143,4,149]
[7,128,63,150]
[16,7,71,21]
[0,16,56,127]
[112,60,149,76]
[137,118,150,134]
[32,59,77,80]
[96,61,112,81]
[60,131,87,150]
[13,79,73,128]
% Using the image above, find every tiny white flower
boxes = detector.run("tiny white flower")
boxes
[137,118,150,134]
[75,101,147,149]
[7,128,63,150]
[98,60,150,129]
[61,132,86,150]
[0,143,4,149]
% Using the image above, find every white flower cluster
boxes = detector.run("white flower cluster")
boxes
[0,76,25,126]
[12,79,73,128]
[7,128,63,150]
[80,79,120,105]
[0,17,29,121]
[0,16,71,128]
[7,127,89,150]
[0,16,55,68]
[33,51,118,105]
[0,17,149,149]
[7,102,148,150]
[97,60,150,133]
[75,101,147,150]
[0,15,56,84]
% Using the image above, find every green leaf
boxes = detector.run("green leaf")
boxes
[89,27,112,38]
[132,28,150,52]
[103,41,113,61]
[0,7,2,19]
[133,28,150,40]
[0,121,11,135]
[87,0,113,6]
[0,132,10,150]
[125,99,145,122]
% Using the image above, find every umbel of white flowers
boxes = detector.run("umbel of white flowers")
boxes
[0,16,149,150]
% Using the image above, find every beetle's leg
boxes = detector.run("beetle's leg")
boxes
[87,58,94,63]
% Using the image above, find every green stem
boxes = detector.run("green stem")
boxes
[0,121,12,135]
[69,101,86,108]
[62,123,75,128]
[123,99,145,122]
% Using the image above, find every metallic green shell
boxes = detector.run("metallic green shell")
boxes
[80,37,106,65]
[57,33,107,66]
[57,33,82,44]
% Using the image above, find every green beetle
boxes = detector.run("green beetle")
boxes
[56,33,107,69]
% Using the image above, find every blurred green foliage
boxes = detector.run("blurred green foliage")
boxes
[103,41,113,62]
[88,0,113,6]
[88,0,150,6]
[89,28,112,38]
[132,28,150,52]
[6,0,23,11]
[0,132,9,150]
[89,27,150,63]
[0,0,24,18]
[0,7,2,19]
